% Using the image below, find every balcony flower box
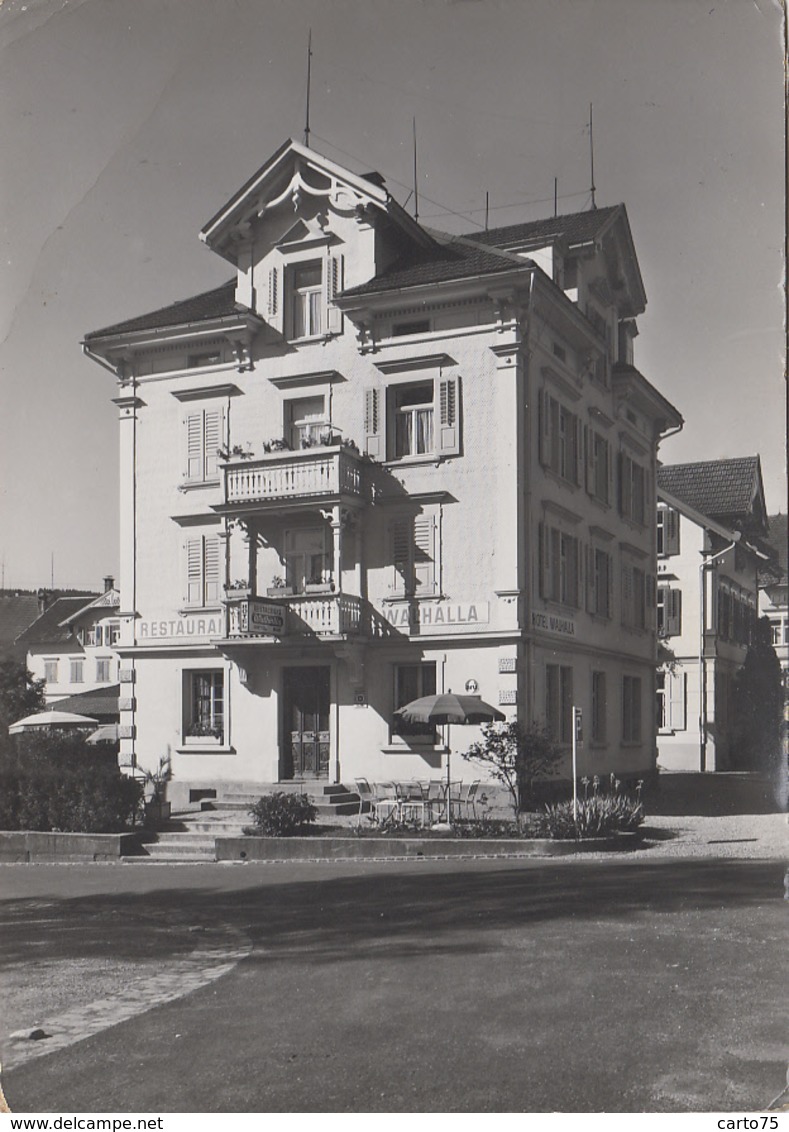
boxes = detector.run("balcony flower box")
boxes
[267,586,294,598]
[304,582,335,594]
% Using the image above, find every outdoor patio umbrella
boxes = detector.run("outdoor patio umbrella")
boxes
[8,710,99,734]
[393,692,505,822]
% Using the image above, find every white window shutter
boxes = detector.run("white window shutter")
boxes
[538,390,551,467]
[268,267,279,318]
[364,387,385,460]
[436,376,460,456]
[413,515,435,594]
[391,517,411,593]
[185,413,203,481]
[186,538,202,605]
[203,409,223,480]
[665,508,680,555]
[326,253,344,335]
[668,671,686,730]
[204,536,221,604]
[667,588,682,636]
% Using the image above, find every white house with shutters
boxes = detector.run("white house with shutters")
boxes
[82,138,682,810]
[655,457,769,772]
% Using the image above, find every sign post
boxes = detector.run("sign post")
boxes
[572,706,583,829]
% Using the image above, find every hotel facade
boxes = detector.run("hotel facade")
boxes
[83,139,681,809]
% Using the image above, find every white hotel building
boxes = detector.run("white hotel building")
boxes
[83,139,681,809]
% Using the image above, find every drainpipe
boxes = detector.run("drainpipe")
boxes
[699,533,740,772]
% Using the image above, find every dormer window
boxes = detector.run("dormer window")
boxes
[290,261,323,339]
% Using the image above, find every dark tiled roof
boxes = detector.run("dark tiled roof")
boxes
[0,594,44,659]
[14,596,98,648]
[341,237,528,298]
[52,684,120,722]
[657,457,762,523]
[459,204,622,250]
[85,280,239,340]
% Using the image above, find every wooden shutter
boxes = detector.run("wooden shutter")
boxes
[665,508,680,555]
[326,252,344,334]
[204,536,221,604]
[436,376,460,456]
[185,413,203,481]
[621,563,632,625]
[584,426,594,494]
[364,387,385,460]
[186,538,202,605]
[668,671,686,731]
[413,515,435,594]
[646,573,656,629]
[585,544,595,612]
[538,390,551,468]
[567,535,579,606]
[268,266,279,318]
[605,552,613,619]
[538,522,546,598]
[667,588,682,636]
[203,409,223,480]
[573,416,583,485]
[391,517,411,593]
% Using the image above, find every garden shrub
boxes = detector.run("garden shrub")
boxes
[247,792,317,836]
[534,792,644,840]
[0,731,143,833]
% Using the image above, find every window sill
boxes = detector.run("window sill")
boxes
[383,455,443,469]
[179,479,221,493]
[381,744,449,755]
[175,745,236,755]
[382,593,444,604]
[540,465,581,492]
[178,606,223,616]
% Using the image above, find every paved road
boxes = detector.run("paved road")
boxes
[1,854,786,1113]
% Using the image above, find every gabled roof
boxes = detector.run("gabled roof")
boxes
[14,595,98,649]
[461,205,622,250]
[51,684,120,721]
[60,589,120,625]
[0,593,45,659]
[341,230,532,299]
[657,457,767,533]
[84,280,239,341]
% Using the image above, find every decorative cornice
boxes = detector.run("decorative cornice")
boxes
[171,383,243,402]
[268,369,344,388]
[373,353,456,375]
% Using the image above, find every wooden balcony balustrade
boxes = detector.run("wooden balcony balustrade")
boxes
[222,447,365,509]
[225,593,364,638]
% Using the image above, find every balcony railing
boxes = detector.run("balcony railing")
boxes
[223,447,365,508]
[225,593,364,638]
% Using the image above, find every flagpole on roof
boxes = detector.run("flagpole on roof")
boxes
[413,117,419,223]
[304,29,312,147]
[589,102,597,210]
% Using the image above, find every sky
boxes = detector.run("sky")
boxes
[0,0,785,590]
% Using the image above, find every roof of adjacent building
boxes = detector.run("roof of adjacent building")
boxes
[657,456,765,529]
[14,595,99,648]
[764,513,788,576]
[51,684,120,721]
[0,593,46,660]
[459,204,622,250]
[84,280,239,340]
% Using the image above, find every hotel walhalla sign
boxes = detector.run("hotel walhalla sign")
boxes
[531,610,576,636]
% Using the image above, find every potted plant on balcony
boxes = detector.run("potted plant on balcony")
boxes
[304,576,335,594]
[262,438,291,454]
[266,575,294,598]
[224,578,251,598]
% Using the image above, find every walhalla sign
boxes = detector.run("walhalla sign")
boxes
[383,601,490,631]
[531,611,576,637]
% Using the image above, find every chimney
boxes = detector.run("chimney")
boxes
[37,588,48,614]
[103,575,115,592]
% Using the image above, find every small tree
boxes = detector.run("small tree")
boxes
[0,659,45,733]
[462,721,563,820]
[731,616,784,773]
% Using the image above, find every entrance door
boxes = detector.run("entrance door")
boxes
[282,666,330,780]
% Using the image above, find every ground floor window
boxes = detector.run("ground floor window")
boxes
[546,664,573,743]
[392,662,437,742]
[656,669,687,733]
[184,670,224,741]
[622,675,642,743]
[96,658,112,683]
[591,671,606,743]
[70,658,84,684]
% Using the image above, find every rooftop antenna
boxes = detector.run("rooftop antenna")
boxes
[485,191,489,230]
[554,177,558,217]
[589,101,597,209]
[412,117,419,223]
[304,28,312,147]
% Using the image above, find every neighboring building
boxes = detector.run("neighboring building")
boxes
[760,513,788,685]
[82,138,681,809]
[0,589,94,664]
[15,579,121,704]
[655,457,770,772]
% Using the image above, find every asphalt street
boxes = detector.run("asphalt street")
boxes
[0,853,786,1113]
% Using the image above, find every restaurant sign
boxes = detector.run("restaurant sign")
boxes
[138,617,223,641]
[247,600,287,636]
[531,611,576,637]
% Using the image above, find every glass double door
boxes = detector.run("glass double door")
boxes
[282,666,330,780]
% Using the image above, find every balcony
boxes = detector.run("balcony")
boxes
[225,592,364,639]
[218,447,367,514]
